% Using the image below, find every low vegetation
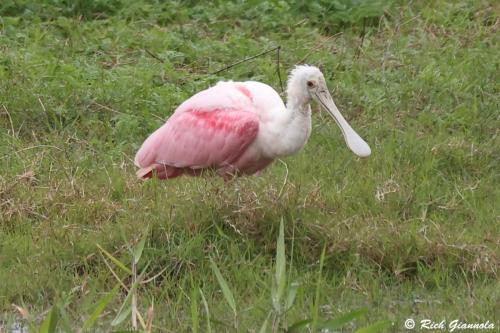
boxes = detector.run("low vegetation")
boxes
[0,0,498,331]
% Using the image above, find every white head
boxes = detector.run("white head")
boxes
[287,65,371,157]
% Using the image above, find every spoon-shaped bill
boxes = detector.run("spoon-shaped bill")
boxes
[314,91,371,157]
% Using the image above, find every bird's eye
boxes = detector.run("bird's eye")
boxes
[306,81,314,88]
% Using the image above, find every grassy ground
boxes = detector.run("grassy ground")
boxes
[1,0,499,331]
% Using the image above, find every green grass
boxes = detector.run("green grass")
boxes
[1,0,499,331]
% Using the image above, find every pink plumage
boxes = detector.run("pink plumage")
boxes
[135,66,371,180]
[135,83,263,180]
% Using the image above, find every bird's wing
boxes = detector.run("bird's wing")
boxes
[134,109,259,170]
[174,83,256,115]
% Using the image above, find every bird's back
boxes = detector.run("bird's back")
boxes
[170,80,285,118]
[217,80,286,116]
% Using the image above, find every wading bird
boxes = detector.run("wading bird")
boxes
[135,65,370,180]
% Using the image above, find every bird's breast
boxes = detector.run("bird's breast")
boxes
[254,108,312,158]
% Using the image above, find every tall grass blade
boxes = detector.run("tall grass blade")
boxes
[258,312,271,333]
[111,262,150,326]
[312,244,326,330]
[275,219,287,305]
[83,284,120,330]
[136,310,147,330]
[39,306,59,333]
[190,287,199,333]
[209,257,236,315]
[199,288,212,333]
[355,320,392,333]
[97,243,132,274]
[145,302,154,333]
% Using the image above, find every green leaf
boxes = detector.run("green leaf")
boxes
[111,305,132,327]
[97,243,132,274]
[133,228,148,264]
[271,284,280,313]
[209,257,236,315]
[319,308,368,330]
[39,306,59,333]
[285,281,300,311]
[275,219,287,306]
[83,284,120,331]
[355,320,392,333]
[199,288,212,333]
[287,318,312,332]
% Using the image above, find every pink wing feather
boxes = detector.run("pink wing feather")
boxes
[134,84,259,179]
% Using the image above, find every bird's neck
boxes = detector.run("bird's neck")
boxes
[286,98,311,118]
[286,76,311,115]
[267,88,312,158]
[284,76,313,136]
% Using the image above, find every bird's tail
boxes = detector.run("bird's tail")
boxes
[136,163,183,180]
[136,165,156,179]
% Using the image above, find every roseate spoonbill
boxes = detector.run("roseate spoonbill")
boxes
[135,65,371,180]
